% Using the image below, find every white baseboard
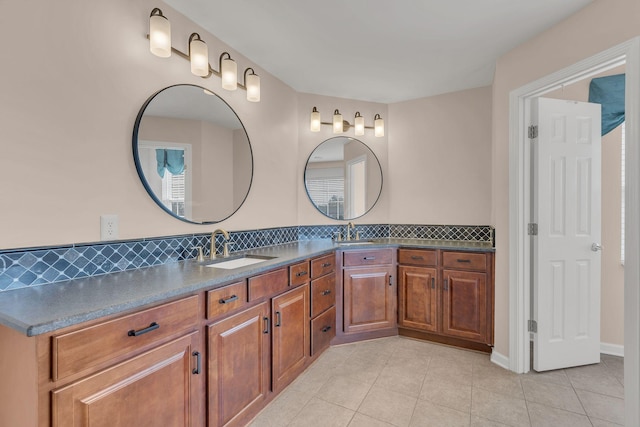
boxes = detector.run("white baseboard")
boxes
[491,349,510,370]
[601,342,624,357]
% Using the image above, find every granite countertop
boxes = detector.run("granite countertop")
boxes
[0,239,493,337]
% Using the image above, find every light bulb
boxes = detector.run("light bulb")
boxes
[354,112,365,136]
[189,33,209,77]
[220,54,238,90]
[374,114,384,137]
[245,71,260,102]
[333,110,343,133]
[310,107,321,132]
[149,9,171,58]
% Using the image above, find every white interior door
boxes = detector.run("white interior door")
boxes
[532,97,602,372]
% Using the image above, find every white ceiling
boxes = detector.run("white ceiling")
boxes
[164,0,593,103]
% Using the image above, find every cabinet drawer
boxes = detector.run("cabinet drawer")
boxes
[290,261,310,287]
[248,268,289,301]
[310,274,336,317]
[52,295,199,381]
[311,306,336,356]
[442,251,488,271]
[398,249,437,266]
[311,254,335,279]
[207,281,248,319]
[343,249,393,267]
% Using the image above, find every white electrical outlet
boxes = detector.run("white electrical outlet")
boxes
[100,215,119,241]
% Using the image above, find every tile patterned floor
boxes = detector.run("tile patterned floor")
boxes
[248,336,625,427]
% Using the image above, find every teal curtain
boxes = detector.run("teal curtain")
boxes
[156,149,185,178]
[588,73,625,136]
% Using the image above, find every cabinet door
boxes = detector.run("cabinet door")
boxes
[398,266,438,332]
[52,332,201,427]
[442,270,487,343]
[272,285,310,392]
[343,266,396,334]
[208,303,270,427]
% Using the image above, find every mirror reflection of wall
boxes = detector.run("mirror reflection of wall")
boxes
[133,85,253,224]
[304,137,382,221]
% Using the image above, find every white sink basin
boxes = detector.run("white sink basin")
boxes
[204,256,275,270]
[337,240,375,245]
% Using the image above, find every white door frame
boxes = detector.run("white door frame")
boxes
[508,37,640,426]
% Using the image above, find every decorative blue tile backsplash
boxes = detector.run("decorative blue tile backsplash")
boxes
[0,224,492,292]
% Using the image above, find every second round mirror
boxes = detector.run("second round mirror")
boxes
[304,137,382,220]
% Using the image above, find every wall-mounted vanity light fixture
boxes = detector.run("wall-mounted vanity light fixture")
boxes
[148,8,260,102]
[310,107,385,137]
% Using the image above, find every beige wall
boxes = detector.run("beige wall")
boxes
[492,1,640,356]
[545,66,625,346]
[387,86,493,225]
[296,93,390,225]
[0,0,299,249]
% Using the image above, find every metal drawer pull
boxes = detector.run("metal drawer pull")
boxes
[321,262,332,268]
[192,351,201,375]
[296,270,308,277]
[322,326,332,333]
[444,279,449,291]
[321,289,332,296]
[219,295,238,304]
[275,311,282,327]
[389,275,393,286]
[128,322,159,337]
[456,259,471,263]
[263,316,270,334]
[431,277,435,289]
[363,256,376,260]
[411,255,424,260]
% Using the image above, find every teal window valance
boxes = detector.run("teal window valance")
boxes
[156,149,185,178]
[588,73,625,136]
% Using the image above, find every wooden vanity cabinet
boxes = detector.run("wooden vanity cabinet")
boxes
[398,249,438,333]
[341,249,396,339]
[398,248,494,350]
[52,332,201,427]
[271,285,309,392]
[207,302,270,427]
[309,253,337,355]
[0,295,204,427]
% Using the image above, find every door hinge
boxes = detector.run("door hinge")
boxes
[528,223,538,236]
[528,125,538,139]
[528,320,538,333]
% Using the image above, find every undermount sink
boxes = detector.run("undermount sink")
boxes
[202,255,276,270]
[336,240,375,245]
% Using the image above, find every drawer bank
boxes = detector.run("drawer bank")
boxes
[0,239,493,427]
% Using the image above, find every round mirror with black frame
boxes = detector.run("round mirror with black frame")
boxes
[133,84,253,224]
[304,137,383,220]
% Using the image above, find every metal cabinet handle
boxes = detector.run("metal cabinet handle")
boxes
[192,351,201,375]
[431,277,435,289]
[275,311,282,327]
[443,279,449,291]
[321,289,332,296]
[456,259,471,263]
[322,326,332,333]
[363,256,376,261]
[219,295,238,304]
[296,271,308,277]
[322,262,332,268]
[128,322,159,337]
[411,255,424,260]
[263,316,270,334]
[389,275,393,286]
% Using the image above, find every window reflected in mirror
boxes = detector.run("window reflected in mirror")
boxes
[304,137,382,221]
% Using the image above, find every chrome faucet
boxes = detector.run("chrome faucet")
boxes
[210,229,231,259]
[346,222,356,241]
